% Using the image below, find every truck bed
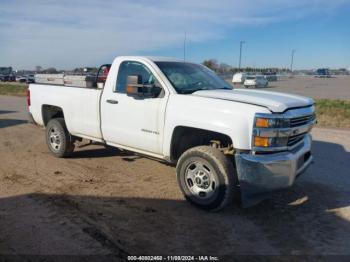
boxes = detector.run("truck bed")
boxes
[29,84,103,140]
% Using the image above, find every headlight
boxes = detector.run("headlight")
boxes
[254,136,269,147]
[253,136,288,147]
[254,117,290,128]
[253,115,289,148]
[255,118,269,128]
[253,108,315,151]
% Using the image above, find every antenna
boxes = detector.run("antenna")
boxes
[290,49,296,72]
[238,40,245,70]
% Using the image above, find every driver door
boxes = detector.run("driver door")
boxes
[101,61,167,155]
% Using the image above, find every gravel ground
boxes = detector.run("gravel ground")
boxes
[229,75,350,99]
[1,95,350,258]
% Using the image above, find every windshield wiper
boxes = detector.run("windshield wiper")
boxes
[179,87,209,94]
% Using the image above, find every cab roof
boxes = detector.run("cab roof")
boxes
[116,56,184,63]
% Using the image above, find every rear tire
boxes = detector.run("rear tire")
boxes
[46,118,74,158]
[176,146,238,211]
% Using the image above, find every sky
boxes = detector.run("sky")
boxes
[0,0,349,70]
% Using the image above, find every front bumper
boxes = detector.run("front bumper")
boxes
[235,134,313,207]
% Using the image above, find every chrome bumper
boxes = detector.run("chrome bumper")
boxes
[235,134,313,207]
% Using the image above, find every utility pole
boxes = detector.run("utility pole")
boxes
[183,31,187,62]
[290,49,296,72]
[238,40,245,70]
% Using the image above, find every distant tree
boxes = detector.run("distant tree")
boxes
[72,67,98,74]
[202,59,219,72]
[73,68,84,73]
[35,66,42,72]
[44,67,58,74]
[202,58,301,74]
[218,63,232,75]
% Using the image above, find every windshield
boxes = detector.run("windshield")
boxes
[155,62,231,94]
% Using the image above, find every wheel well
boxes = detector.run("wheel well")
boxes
[170,126,233,162]
[42,105,64,126]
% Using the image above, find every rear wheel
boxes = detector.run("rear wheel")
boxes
[46,118,74,158]
[176,146,237,211]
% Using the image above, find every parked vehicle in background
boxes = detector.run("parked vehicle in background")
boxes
[28,56,315,211]
[16,76,25,82]
[315,68,331,78]
[264,72,278,81]
[26,75,35,83]
[244,75,268,88]
[16,75,34,83]
[232,72,247,84]
[0,67,15,82]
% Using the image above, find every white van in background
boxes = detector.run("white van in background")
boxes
[232,72,247,84]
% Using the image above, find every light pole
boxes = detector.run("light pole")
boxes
[290,49,296,72]
[183,31,187,62]
[238,40,245,70]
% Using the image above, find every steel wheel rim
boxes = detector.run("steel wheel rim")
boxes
[48,127,61,151]
[184,160,217,200]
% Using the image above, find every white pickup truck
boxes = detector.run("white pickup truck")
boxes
[28,56,316,210]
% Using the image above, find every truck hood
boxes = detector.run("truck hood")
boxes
[192,89,314,113]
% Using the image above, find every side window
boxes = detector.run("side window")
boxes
[116,61,156,93]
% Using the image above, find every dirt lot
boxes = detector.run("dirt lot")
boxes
[1,95,350,259]
[230,75,350,100]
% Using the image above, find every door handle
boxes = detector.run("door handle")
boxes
[106,99,118,104]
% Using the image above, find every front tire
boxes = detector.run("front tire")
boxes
[46,118,75,158]
[176,146,237,211]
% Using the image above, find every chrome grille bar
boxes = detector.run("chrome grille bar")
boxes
[289,114,315,127]
[288,133,306,146]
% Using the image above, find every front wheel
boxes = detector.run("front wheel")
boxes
[176,146,238,211]
[46,118,75,158]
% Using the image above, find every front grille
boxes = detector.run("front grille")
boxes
[288,133,306,146]
[289,114,315,127]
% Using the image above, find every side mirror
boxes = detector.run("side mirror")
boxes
[125,75,143,97]
[126,75,161,98]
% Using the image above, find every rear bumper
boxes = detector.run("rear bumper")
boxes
[244,82,256,86]
[235,134,313,207]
